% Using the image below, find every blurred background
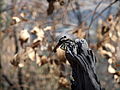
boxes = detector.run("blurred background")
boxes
[0,0,120,90]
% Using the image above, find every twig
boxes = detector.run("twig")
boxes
[87,0,118,45]
[93,0,119,21]
[2,74,13,86]
[31,41,40,48]
[13,29,24,90]
[13,29,19,54]
[12,17,24,90]
[70,1,82,25]
[88,0,103,31]
[18,68,24,90]
[0,6,14,13]
[2,74,17,90]
[87,0,103,44]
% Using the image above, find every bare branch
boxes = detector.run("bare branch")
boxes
[93,0,119,21]
[87,0,103,44]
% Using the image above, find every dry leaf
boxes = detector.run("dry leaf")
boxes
[31,40,40,49]
[27,47,35,61]
[12,17,21,23]
[41,55,48,65]
[11,49,29,67]
[101,26,110,35]
[33,38,41,43]
[114,74,119,80]
[18,63,24,68]
[11,54,20,67]
[36,53,41,66]
[19,29,30,41]
[31,26,44,42]
[59,77,69,87]
[114,74,120,83]
[59,0,65,6]
[111,35,117,42]
[107,15,113,24]
[20,13,25,17]
[117,31,120,37]
[98,18,103,26]
[44,26,52,31]
[109,32,113,38]
[11,17,21,25]
[104,43,115,53]
[99,48,112,58]
[19,29,30,47]
[56,47,66,62]
[73,29,86,38]
[108,64,116,74]
[108,58,113,64]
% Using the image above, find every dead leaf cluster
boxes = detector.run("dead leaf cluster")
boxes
[97,14,120,84]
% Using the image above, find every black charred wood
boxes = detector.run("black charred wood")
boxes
[54,36,102,90]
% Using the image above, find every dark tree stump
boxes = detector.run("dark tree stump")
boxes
[54,36,102,90]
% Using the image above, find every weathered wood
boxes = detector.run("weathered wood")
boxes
[54,36,102,90]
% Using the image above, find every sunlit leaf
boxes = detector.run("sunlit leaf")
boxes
[27,47,35,61]
[31,26,44,42]
[108,64,116,74]
[104,43,115,53]
[12,16,21,23]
